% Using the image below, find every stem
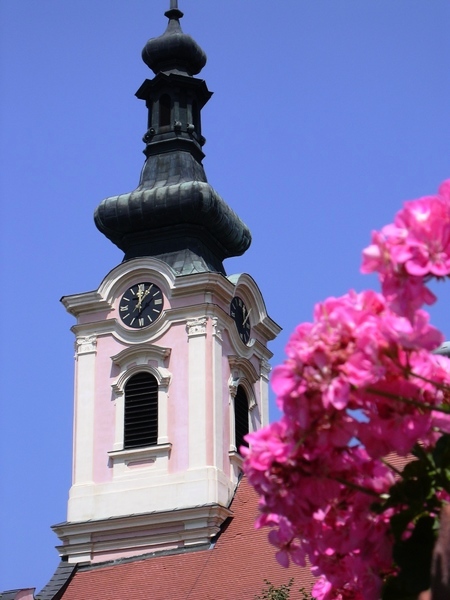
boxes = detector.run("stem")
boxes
[407,370,450,394]
[328,475,381,498]
[365,387,450,414]
[387,355,450,394]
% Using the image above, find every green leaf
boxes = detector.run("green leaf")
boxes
[389,515,435,597]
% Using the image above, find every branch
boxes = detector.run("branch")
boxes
[365,387,450,415]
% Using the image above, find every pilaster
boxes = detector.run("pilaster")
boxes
[72,335,97,486]
[186,317,208,469]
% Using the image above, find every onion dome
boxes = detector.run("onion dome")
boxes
[142,6,207,76]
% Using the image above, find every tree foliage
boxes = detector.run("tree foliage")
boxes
[254,579,315,600]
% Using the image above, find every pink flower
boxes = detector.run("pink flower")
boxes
[438,179,450,201]
[394,195,450,277]
[430,410,450,433]
[268,518,306,568]
[245,180,450,600]
[361,180,450,316]
[312,577,333,600]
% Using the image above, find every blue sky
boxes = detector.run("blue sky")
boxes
[1,0,449,592]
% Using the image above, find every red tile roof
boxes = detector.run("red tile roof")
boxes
[58,477,315,600]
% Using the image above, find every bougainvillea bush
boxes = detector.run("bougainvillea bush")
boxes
[243,180,450,600]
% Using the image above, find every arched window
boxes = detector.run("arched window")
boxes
[159,94,171,127]
[234,385,249,453]
[124,372,158,449]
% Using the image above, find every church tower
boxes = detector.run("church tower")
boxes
[53,2,280,566]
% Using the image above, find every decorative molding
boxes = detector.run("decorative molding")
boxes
[75,335,97,356]
[62,292,111,317]
[186,317,207,337]
[111,344,171,368]
[228,355,259,384]
[97,257,177,305]
[228,357,258,410]
[211,317,223,340]
[108,443,172,467]
[228,373,240,400]
[228,450,244,470]
[228,373,256,409]
[53,504,232,565]
[260,358,272,379]
[157,367,172,388]
[112,365,171,395]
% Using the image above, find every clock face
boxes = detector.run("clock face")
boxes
[230,296,251,344]
[119,282,164,329]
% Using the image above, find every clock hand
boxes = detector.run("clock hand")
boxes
[133,286,145,311]
[136,289,151,313]
[242,308,252,326]
[134,285,152,312]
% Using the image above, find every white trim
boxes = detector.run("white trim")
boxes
[110,344,172,456]
[112,344,170,367]
[72,346,96,487]
[108,443,172,478]
[187,316,208,468]
[186,316,208,337]
[259,358,272,427]
[53,503,232,564]
[227,356,258,455]
[75,335,97,356]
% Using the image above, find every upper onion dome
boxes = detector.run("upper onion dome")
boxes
[142,7,207,76]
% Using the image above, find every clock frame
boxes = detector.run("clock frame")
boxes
[119,282,164,329]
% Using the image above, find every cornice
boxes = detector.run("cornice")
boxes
[61,291,111,316]
[253,316,282,342]
[171,271,234,304]
[53,503,232,563]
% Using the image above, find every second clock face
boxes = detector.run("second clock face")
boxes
[119,282,164,329]
[230,296,251,344]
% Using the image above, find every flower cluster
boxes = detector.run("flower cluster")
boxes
[362,180,450,317]
[244,181,450,600]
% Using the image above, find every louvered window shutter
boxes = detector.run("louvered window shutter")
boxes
[124,372,158,449]
[235,386,249,453]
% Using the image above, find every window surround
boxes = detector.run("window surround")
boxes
[228,356,258,457]
[110,345,172,468]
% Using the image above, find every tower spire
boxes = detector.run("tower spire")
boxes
[94,5,251,274]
